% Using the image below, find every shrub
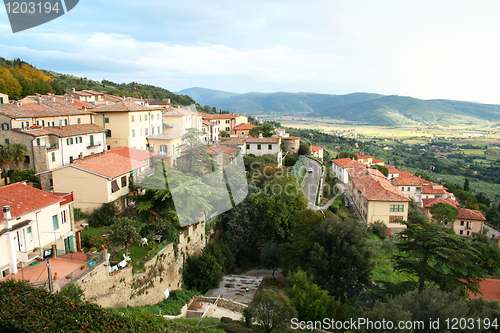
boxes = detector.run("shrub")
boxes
[368,221,388,240]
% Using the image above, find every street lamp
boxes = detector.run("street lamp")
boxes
[245,287,249,303]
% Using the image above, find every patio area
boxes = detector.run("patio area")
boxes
[2,253,90,285]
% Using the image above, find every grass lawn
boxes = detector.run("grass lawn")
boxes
[110,240,170,273]
[81,226,110,239]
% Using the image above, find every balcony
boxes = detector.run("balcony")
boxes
[47,143,59,151]
[87,142,102,149]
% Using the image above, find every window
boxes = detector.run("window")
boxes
[467,231,470,236]
[145,128,148,136]
[77,118,81,124]
[257,144,261,150]
[52,215,59,230]
[144,115,148,121]
[246,144,250,150]
[4,139,9,144]
[51,152,55,162]
[389,216,403,223]
[1,123,9,130]
[64,119,68,126]
[268,144,272,150]
[121,176,127,187]
[70,138,74,145]
[226,127,230,131]
[460,230,464,235]
[61,210,67,224]
[160,144,168,153]
[390,205,404,212]
[225,120,230,124]
[157,114,160,120]
[151,127,154,135]
[157,126,160,135]
[41,120,44,127]
[89,135,94,146]
[139,115,142,121]
[25,156,30,164]
[78,136,82,143]
[460,221,464,226]
[104,117,109,123]
[407,187,410,191]
[132,129,135,138]
[27,226,32,242]
[2,268,10,278]
[69,156,73,163]
[106,129,112,137]
[111,180,119,193]
[67,138,70,145]
[131,115,135,122]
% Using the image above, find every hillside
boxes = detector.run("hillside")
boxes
[0,57,196,106]
[179,87,500,126]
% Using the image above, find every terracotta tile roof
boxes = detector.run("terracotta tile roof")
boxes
[457,208,486,221]
[387,166,399,174]
[92,101,158,112]
[202,120,212,126]
[199,112,244,120]
[348,168,410,202]
[69,153,146,179]
[106,147,156,162]
[234,123,256,130]
[17,124,106,138]
[310,145,324,153]
[421,185,446,194]
[0,182,63,223]
[422,198,459,208]
[372,158,385,164]
[0,105,92,118]
[220,137,246,145]
[245,137,280,144]
[356,153,373,160]
[470,279,500,301]
[207,145,238,155]
[398,171,413,178]
[393,175,427,186]
[53,192,75,205]
[332,158,367,169]
[147,134,182,141]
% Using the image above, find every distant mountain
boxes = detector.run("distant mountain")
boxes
[179,87,500,126]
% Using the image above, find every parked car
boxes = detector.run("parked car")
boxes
[308,167,313,173]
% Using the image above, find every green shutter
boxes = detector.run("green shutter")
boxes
[52,215,58,230]
[90,135,94,146]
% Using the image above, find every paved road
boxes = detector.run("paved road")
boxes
[302,158,322,210]
[484,224,500,238]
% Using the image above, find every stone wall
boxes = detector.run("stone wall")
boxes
[73,219,207,308]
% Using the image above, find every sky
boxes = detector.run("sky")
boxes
[1,0,500,104]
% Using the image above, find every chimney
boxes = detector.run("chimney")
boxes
[145,100,149,106]
[71,97,74,103]
[17,102,22,106]
[3,206,11,220]
[72,87,76,93]
[122,96,125,101]
[259,133,263,138]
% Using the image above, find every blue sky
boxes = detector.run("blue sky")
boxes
[1,0,500,104]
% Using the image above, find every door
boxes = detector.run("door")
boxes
[17,230,26,252]
[64,236,74,254]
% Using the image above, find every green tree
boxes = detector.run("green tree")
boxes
[286,268,349,322]
[109,217,141,256]
[371,164,389,177]
[220,130,228,137]
[261,243,281,280]
[249,289,297,333]
[298,142,310,156]
[88,202,119,227]
[394,219,483,294]
[0,144,14,179]
[308,216,373,302]
[464,177,470,192]
[338,151,357,159]
[9,169,39,184]
[183,251,223,293]
[10,142,27,168]
[367,221,388,240]
[250,174,308,244]
[429,202,459,224]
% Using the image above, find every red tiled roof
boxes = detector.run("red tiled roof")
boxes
[207,145,238,155]
[470,279,500,301]
[372,158,385,164]
[356,154,373,160]
[422,198,459,208]
[246,137,280,144]
[106,147,156,162]
[0,182,63,223]
[332,158,366,169]
[387,166,399,174]
[0,105,92,118]
[457,208,486,221]
[220,137,246,145]
[69,153,146,179]
[310,145,324,153]
[393,175,427,186]
[234,123,256,130]
[199,112,245,120]
[92,101,158,112]
[398,171,413,178]
[17,124,106,138]
[348,168,410,202]
[421,185,446,194]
